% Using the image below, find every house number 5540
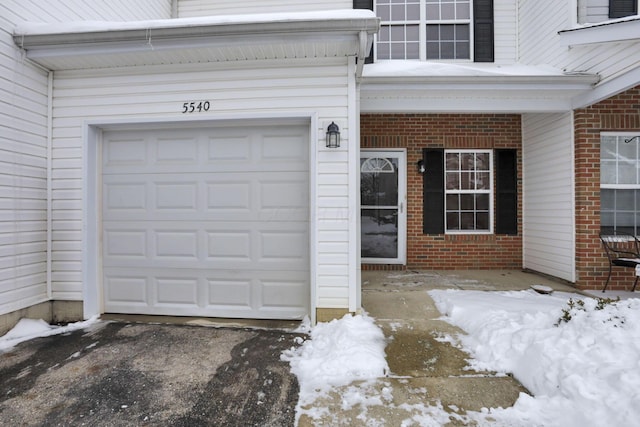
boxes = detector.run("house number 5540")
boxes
[182,101,210,113]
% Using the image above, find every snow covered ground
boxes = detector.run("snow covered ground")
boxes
[284,290,640,426]
[4,289,640,426]
[0,317,98,352]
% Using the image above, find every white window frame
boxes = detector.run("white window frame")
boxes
[444,149,493,234]
[374,0,474,61]
[600,132,640,234]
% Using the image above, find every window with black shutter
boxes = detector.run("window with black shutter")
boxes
[422,148,517,235]
[609,0,638,19]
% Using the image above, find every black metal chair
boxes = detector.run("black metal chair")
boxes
[600,231,640,292]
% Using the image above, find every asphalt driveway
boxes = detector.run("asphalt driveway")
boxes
[0,321,303,426]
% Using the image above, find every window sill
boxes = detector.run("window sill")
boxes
[559,16,640,47]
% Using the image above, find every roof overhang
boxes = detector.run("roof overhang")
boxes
[360,62,601,113]
[559,16,640,47]
[13,10,380,72]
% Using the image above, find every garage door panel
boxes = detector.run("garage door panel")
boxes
[104,268,308,318]
[104,173,308,222]
[102,124,310,319]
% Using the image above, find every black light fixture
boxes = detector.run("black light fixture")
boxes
[326,122,340,148]
[624,136,640,144]
[417,159,425,174]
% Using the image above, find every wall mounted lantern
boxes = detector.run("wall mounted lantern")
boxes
[417,159,425,174]
[624,136,640,144]
[326,122,340,148]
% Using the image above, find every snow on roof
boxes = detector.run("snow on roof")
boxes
[14,9,377,36]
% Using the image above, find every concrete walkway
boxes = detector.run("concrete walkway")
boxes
[298,270,579,426]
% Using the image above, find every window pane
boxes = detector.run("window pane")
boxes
[446,152,459,169]
[460,212,475,230]
[440,42,455,59]
[426,4,439,19]
[406,42,420,58]
[391,25,405,40]
[476,172,490,190]
[361,209,398,258]
[476,212,489,230]
[407,3,420,19]
[446,194,459,210]
[426,25,440,39]
[460,194,474,210]
[460,153,475,170]
[378,4,391,20]
[447,212,460,230]
[618,161,636,184]
[616,190,635,210]
[440,24,455,40]
[446,172,459,190]
[476,194,490,210]
[441,3,455,19]
[601,136,617,159]
[618,138,636,160]
[601,160,617,184]
[456,42,470,59]
[601,189,615,209]
[456,22,470,39]
[460,172,474,190]
[456,2,470,19]
[391,4,406,20]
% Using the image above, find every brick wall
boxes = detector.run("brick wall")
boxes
[575,85,640,290]
[360,114,523,270]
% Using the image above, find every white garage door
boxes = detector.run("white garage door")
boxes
[101,123,310,319]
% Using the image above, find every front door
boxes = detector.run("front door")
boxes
[360,150,406,264]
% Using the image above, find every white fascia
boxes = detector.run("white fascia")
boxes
[559,16,640,47]
[14,11,379,72]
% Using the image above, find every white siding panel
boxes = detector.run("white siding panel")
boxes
[522,112,575,282]
[178,0,352,18]
[52,58,352,309]
[494,0,518,64]
[0,5,48,315]
[0,0,171,315]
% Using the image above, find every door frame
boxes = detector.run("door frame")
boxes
[360,148,407,265]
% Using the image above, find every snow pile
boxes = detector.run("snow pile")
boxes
[281,313,388,400]
[0,317,99,352]
[430,290,640,427]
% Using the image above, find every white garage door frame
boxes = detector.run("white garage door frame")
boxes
[82,114,318,321]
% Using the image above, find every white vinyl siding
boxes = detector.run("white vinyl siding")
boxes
[0,0,171,316]
[494,0,517,64]
[0,5,49,315]
[51,58,353,310]
[178,0,352,17]
[522,113,576,282]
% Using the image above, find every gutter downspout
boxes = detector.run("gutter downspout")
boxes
[46,70,53,301]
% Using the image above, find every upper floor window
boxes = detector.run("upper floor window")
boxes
[578,0,638,24]
[376,0,471,60]
[369,0,494,62]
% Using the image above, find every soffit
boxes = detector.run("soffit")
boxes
[13,10,379,71]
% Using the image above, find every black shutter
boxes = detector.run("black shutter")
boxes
[354,0,375,63]
[423,149,445,234]
[473,0,494,62]
[495,149,517,235]
[609,0,637,18]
